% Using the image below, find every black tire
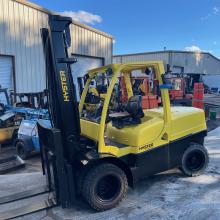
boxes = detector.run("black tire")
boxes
[82,163,128,211]
[16,141,30,160]
[76,165,92,196]
[180,143,209,177]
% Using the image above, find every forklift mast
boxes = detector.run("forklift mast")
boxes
[39,15,82,207]
[41,15,80,159]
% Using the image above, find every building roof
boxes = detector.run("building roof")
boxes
[13,0,113,39]
[114,50,220,62]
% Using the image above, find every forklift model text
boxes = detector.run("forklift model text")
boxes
[60,70,69,102]
[139,143,154,151]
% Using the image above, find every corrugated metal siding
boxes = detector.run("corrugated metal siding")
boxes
[70,25,112,64]
[113,51,220,75]
[0,0,49,93]
[113,52,169,64]
[0,0,112,93]
[171,52,220,74]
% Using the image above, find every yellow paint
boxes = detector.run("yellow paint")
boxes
[89,87,99,97]
[106,109,164,146]
[100,93,106,99]
[0,127,16,144]
[80,119,99,141]
[139,83,146,94]
[123,73,133,98]
[60,70,69,102]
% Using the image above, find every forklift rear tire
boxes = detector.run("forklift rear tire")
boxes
[180,143,209,177]
[82,163,128,211]
[16,141,30,160]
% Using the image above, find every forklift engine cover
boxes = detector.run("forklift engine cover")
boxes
[106,106,206,147]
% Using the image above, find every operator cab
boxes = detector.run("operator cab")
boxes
[80,67,149,126]
[79,63,165,148]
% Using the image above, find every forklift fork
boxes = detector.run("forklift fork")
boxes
[0,125,59,219]
[37,122,77,208]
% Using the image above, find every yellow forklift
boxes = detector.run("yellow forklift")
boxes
[77,63,208,210]
[38,15,208,211]
[0,15,208,219]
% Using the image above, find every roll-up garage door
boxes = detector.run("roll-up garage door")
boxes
[71,55,103,100]
[0,56,13,104]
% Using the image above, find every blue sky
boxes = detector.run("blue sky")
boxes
[30,0,220,58]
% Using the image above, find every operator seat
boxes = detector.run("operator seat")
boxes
[109,95,144,129]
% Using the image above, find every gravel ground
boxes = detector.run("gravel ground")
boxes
[206,119,220,132]
[0,146,42,173]
[0,127,220,220]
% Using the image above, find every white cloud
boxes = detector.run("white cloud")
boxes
[200,14,211,21]
[184,46,204,65]
[200,6,219,20]
[184,45,201,52]
[184,45,213,54]
[213,6,219,14]
[61,10,102,25]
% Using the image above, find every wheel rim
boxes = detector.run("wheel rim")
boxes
[186,150,205,171]
[95,174,121,202]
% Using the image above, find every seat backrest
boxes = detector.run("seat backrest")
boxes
[126,95,144,119]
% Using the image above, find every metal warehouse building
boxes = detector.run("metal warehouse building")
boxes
[113,50,220,74]
[114,50,220,89]
[0,0,113,95]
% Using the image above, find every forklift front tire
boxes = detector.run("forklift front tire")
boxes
[82,163,128,211]
[180,143,209,177]
[16,141,30,160]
